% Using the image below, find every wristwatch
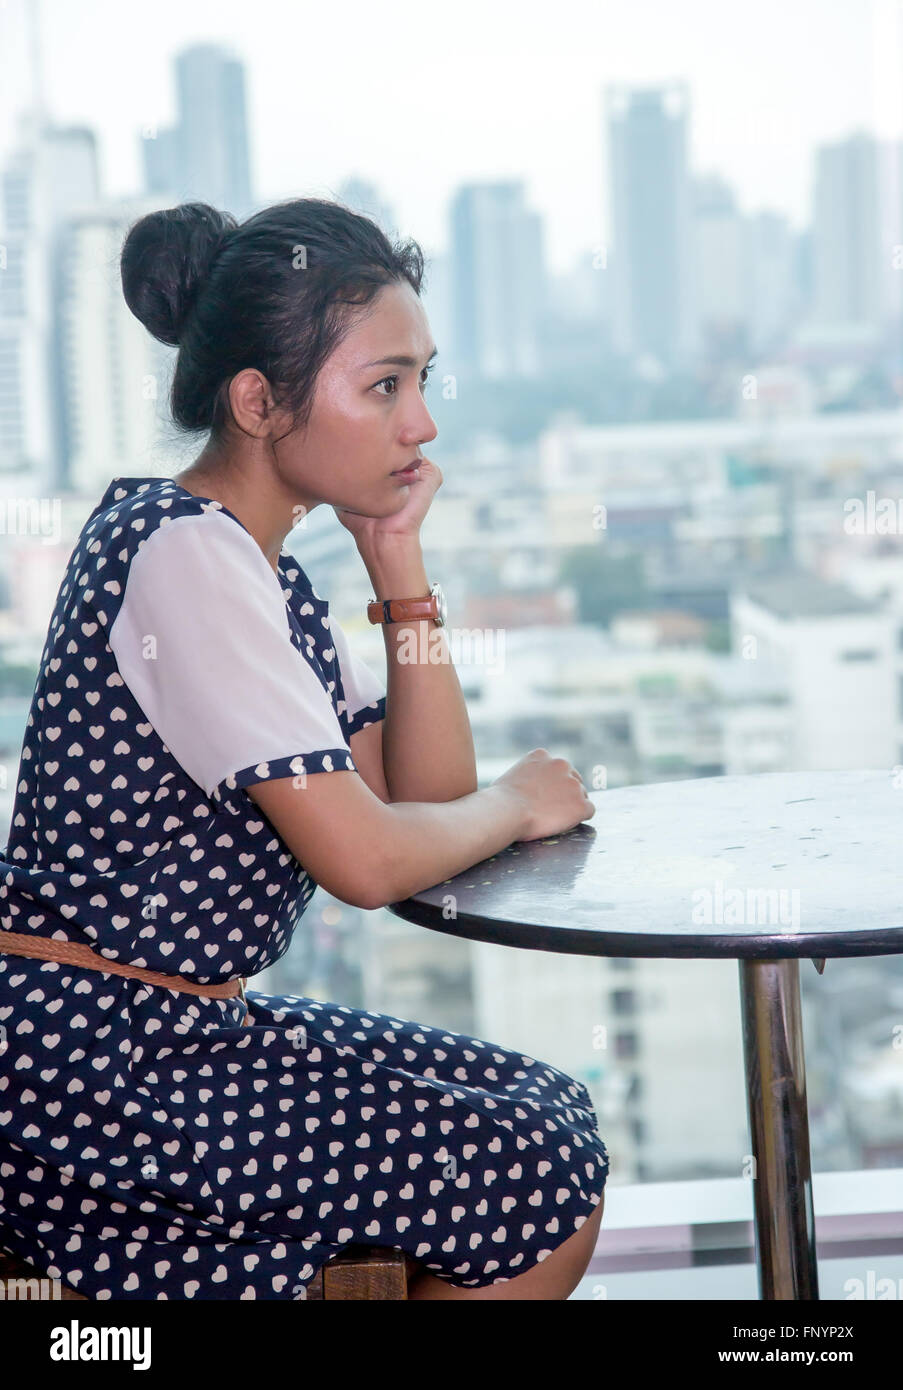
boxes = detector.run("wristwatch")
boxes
[367,580,447,627]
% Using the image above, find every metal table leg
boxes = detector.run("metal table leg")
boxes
[738,958,819,1299]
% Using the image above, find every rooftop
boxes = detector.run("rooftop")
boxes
[740,570,879,619]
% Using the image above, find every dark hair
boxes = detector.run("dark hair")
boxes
[120,197,425,439]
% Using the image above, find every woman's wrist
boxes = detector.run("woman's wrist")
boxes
[482,780,530,843]
[358,535,429,600]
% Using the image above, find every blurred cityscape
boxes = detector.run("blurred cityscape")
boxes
[2,25,903,1190]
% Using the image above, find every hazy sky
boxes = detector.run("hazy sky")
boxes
[1,0,902,274]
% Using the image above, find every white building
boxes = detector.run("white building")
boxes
[0,114,99,486]
[810,133,903,335]
[62,197,169,495]
[731,571,899,770]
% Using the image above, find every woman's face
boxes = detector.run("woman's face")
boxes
[277,279,439,520]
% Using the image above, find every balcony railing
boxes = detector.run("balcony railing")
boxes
[572,1168,903,1299]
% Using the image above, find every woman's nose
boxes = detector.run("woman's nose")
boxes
[415,401,438,443]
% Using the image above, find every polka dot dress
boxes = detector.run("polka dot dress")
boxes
[0,475,610,1299]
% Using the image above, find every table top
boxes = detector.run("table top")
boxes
[387,769,903,959]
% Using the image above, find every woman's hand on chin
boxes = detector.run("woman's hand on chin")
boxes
[333,456,442,547]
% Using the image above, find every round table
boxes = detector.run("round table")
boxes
[387,768,903,1300]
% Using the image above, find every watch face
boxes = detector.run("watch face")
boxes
[432,582,447,627]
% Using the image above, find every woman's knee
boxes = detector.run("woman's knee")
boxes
[405,1187,606,1299]
[576,1190,606,1256]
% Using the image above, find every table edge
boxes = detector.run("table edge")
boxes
[386,900,903,959]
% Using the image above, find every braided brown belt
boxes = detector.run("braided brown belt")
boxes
[0,929,251,1026]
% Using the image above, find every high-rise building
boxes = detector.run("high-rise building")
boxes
[606,82,698,370]
[449,182,545,379]
[691,178,800,358]
[142,43,254,220]
[61,198,173,495]
[691,174,747,350]
[745,209,799,355]
[0,113,100,488]
[0,0,102,488]
[810,132,902,334]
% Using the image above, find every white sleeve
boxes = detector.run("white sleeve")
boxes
[108,511,357,799]
[327,613,387,741]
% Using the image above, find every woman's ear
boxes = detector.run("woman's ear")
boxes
[229,368,279,438]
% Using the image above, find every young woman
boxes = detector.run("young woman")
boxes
[0,198,609,1300]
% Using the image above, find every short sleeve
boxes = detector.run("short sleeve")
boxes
[107,511,358,799]
[327,613,387,741]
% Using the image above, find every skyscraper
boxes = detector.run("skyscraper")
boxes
[810,131,903,334]
[0,114,100,487]
[449,181,545,379]
[142,43,254,220]
[61,199,170,496]
[0,0,100,487]
[745,209,799,356]
[606,82,698,370]
[812,133,882,331]
[691,173,746,351]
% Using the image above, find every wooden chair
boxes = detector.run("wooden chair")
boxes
[306,1244,409,1299]
[0,1243,408,1300]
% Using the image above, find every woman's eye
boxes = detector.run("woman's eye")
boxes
[372,365,434,397]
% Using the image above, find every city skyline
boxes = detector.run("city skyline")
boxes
[0,1,902,1307]
[1,0,902,274]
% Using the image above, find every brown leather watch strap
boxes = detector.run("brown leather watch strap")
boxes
[367,594,439,624]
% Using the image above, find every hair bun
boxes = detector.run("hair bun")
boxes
[120,202,238,346]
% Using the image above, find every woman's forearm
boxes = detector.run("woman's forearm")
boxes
[359,536,477,803]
